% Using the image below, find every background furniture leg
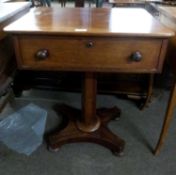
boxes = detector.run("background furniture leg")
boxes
[154,79,176,155]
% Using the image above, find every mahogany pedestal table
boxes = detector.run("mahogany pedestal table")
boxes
[4,7,174,155]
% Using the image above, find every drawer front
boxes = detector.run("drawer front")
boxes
[16,36,163,73]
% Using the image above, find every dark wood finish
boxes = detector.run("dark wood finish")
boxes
[78,72,100,132]
[14,36,164,73]
[140,74,154,110]
[49,74,125,155]
[5,8,174,155]
[49,103,124,155]
[4,8,173,37]
[75,0,84,7]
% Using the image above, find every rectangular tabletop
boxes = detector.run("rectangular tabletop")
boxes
[4,7,174,38]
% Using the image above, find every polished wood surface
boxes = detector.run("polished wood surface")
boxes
[15,36,164,73]
[49,104,125,155]
[4,7,174,155]
[4,8,174,37]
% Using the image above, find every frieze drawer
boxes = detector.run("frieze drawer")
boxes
[14,36,164,73]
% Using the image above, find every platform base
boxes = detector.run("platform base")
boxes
[48,104,125,155]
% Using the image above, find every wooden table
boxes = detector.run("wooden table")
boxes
[4,7,174,155]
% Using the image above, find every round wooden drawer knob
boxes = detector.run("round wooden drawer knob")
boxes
[130,51,142,62]
[35,49,49,60]
[86,41,94,48]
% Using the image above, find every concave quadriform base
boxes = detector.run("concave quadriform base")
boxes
[48,104,125,156]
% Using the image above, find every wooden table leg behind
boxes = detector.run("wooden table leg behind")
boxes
[154,79,176,155]
[140,74,154,110]
[48,72,125,155]
[75,0,84,7]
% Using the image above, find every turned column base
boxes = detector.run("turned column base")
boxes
[48,104,125,156]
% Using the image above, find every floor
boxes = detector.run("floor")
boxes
[0,88,176,175]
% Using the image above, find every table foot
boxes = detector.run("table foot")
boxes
[112,150,124,157]
[48,104,125,155]
[48,146,60,152]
